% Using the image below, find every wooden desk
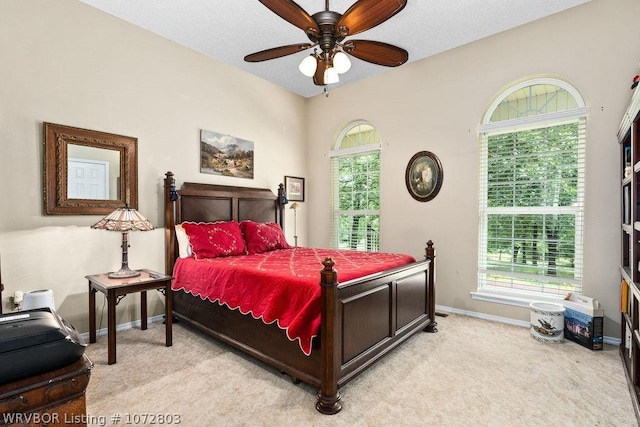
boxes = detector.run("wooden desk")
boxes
[86,269,172,365]
[0,354,92,426]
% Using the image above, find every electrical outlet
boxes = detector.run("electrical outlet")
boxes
[13,290,23,306]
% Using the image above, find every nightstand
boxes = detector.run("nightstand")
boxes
[86,269,173,365]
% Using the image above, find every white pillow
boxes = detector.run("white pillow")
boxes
[175,224,193,258]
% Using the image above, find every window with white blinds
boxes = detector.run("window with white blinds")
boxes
[330,121,381,251]
[478,78,586,301]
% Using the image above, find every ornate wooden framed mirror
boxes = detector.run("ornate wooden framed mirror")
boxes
[43,122,138,215]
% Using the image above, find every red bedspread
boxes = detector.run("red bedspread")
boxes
[172,247,416,355]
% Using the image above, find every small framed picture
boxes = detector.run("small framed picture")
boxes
[405,151,443,202]
[285,176,305,202]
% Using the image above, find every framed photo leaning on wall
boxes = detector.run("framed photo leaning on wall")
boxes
[284,176,305,202]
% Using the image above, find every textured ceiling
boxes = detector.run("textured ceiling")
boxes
[79,0,591,98]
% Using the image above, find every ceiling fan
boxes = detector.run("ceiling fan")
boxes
[244,0,409,86]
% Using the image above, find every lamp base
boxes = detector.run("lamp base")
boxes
[108,231,140,279]
[108,268,141,279]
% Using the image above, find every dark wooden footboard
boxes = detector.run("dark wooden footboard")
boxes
[317,243,435,414]
[163,172,436,415]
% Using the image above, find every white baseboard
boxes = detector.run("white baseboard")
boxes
[435,304,621,346]
[80,314,166,342]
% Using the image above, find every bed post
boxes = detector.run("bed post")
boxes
[425,240,438,333]
[277,183,287,229]
[317,257,342,415]
[164,171,179,277]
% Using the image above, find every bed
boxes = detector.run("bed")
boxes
[163,172,437,414]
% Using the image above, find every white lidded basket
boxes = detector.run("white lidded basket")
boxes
[529,302,565,344]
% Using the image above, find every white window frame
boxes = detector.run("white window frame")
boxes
[329,120,382,251]
[473,78,587,307]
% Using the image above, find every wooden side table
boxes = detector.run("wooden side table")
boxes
[86,269,173,365]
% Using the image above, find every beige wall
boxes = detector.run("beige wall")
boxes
[0,1,307,331]
[306,0,640,338]
[1,0,637,340]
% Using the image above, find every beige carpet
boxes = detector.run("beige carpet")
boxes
[85,314,637,426]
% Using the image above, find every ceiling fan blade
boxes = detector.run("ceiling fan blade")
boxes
[244,43,313,62]
[259,0,320,35]
[336,0,407,37]
[344,40,408,67]
[313,58,329,86]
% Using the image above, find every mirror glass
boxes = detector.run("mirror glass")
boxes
[67,144,121,200]
[44,122,138,215]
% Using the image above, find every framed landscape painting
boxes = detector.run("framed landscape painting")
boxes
[200,130,254,179]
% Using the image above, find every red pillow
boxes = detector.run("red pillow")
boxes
[240,221,291,255]
[181,221,245,259]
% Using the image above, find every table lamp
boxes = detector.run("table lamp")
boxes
[91,206,154,279]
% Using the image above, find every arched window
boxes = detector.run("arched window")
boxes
[476,78,586,304]
[329,121,381,251]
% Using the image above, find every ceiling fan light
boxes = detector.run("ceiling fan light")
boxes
[298,55,317,77]
[324,67,339,84]
[333,51,351,74]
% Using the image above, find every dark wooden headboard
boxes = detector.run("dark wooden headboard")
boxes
[163,171,284,275]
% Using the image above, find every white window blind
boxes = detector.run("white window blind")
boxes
[330,122,381,251]
[478,119,585,299]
